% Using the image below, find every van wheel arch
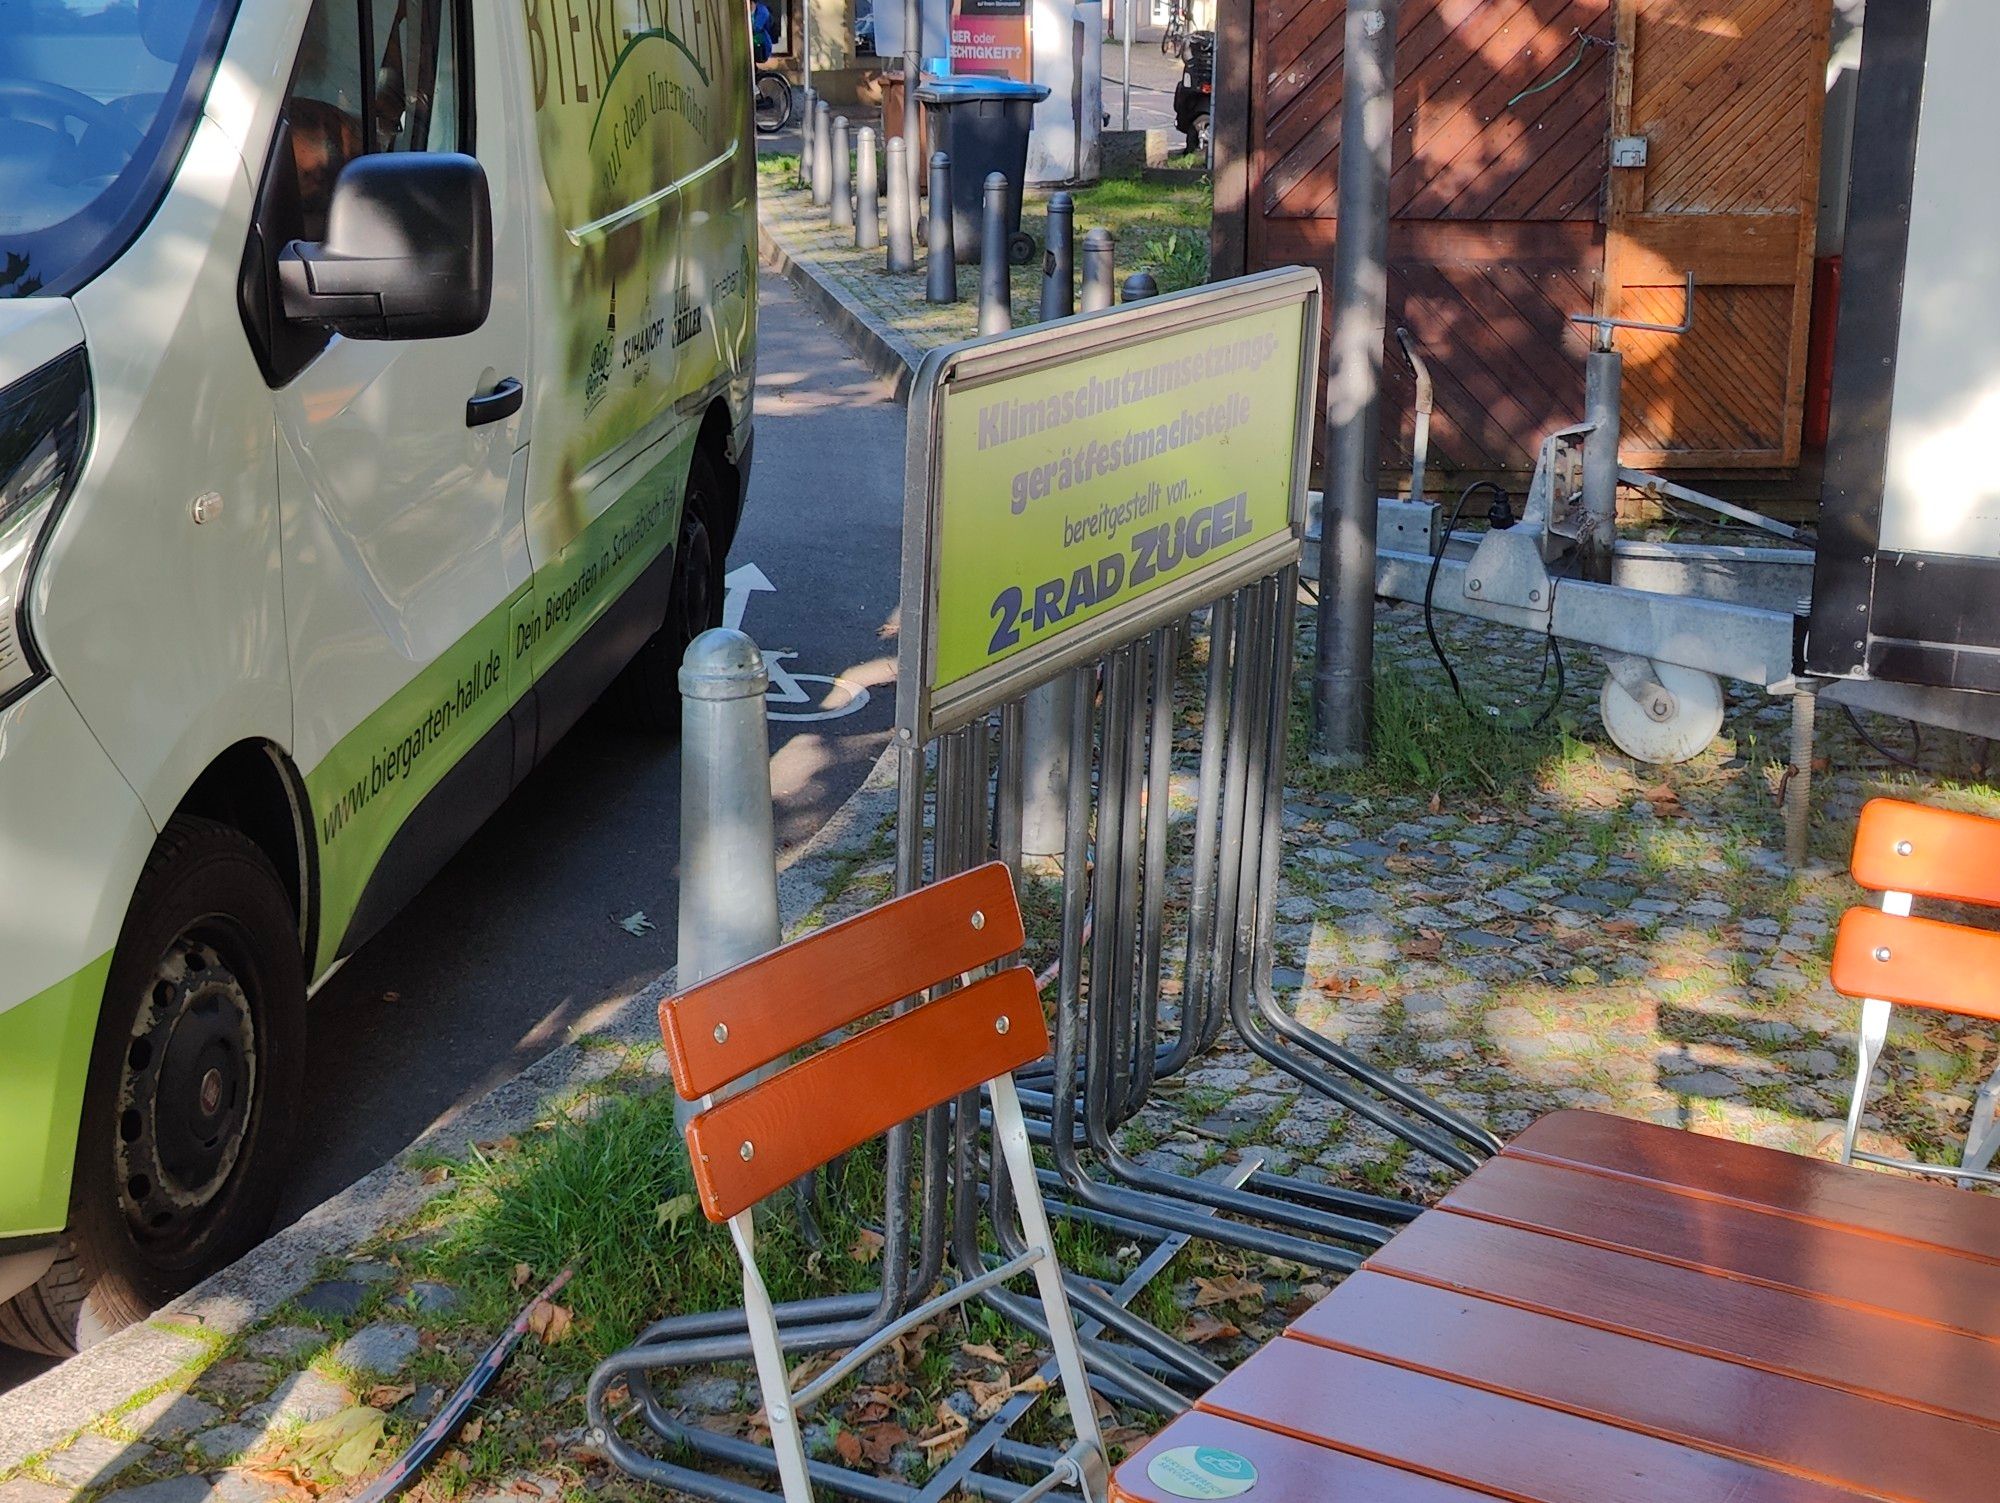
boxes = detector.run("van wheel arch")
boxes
[176,740,317,967]
[699,400,745,553]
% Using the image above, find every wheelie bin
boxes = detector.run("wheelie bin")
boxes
[915,74,1051,264]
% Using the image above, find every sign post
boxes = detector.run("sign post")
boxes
[897,267,1320,745]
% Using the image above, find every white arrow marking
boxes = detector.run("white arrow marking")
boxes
[722,562,777,633]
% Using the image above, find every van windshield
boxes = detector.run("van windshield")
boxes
[0,0,233,298]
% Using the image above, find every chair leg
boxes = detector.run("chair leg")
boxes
[1961,1059,2000,1188]
[728,1212,817,1502]
[1841,997,1892,1166]
[990,1073,1109,1501]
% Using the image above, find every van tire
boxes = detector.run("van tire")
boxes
[0,818,304,1354]
[605,451,730,732]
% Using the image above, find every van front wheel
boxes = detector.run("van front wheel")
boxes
[0,818,303,1354]
[605,452,729,731]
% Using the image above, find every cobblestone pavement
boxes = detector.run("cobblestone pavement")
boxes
[11,595,1996,1503]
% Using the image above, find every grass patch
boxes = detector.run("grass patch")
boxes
[411,1090,881,1366]
[1292,664,1563,800]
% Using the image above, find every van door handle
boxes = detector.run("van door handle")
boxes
[466,377,524,428]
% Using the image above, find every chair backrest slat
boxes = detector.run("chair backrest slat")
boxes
[1850,798,2000,906]
[684,966,1050,1221]
[1832,908,2000,1021]
[661,861,1025,1099]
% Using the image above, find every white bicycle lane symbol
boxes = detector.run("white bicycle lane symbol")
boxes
[724,563,872,723]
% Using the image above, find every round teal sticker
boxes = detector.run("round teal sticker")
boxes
[1145,1445,1259,1499]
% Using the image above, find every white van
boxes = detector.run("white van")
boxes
[0,0,756,1352]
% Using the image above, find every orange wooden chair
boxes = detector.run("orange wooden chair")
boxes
[658,861,1108,1503]
[1831,797,2000,1186]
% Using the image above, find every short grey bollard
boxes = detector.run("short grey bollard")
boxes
[926,152,958,304]
[674,628,782,1133]
[1040,190,1075,323]
[830,116,853,230]
[810,100,832,206]
[885,136,916,272]
[978,172,1012,335]
[799,88,817,190]
[1121,271,1160,303]
[855,126,881,248]
[1080,227,1116,311]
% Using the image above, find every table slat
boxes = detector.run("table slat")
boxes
[1367,1206,2000,1428]
[1508,1111,2000,1262]
[1290,1270,2000,1503]
[1106,1411,1507,1503]
[1196,1340,1867,1503]
[1442,1155,2000,1337]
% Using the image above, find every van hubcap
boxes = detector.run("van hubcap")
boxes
[116,938,257,1246]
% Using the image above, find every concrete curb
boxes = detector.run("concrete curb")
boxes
[757,213,922,393]
[0,747,903,1473]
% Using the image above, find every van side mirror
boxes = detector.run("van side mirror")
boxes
[277,153,492,341]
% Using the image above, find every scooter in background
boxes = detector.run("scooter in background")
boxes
[1173,30,1215,159]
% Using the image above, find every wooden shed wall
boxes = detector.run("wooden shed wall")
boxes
[1218,0,1831,482]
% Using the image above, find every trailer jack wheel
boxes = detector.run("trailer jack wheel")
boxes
[1598,660,1724,766]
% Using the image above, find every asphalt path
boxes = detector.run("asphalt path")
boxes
[0,271,908,1392]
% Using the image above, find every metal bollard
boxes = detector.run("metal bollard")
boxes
[978,173,1012,335]
[855,126,881,249]
[926,152,958,304]
[674,628,782,1133]
[1040,190,1075,323]
[885,136,916,272]
[1080,227,1116,311]
[830,116,853,230]
[1121,270,1159,303]
[799,87,817,190]
[810,99,832,206]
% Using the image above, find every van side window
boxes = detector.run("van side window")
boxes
[238,0,473,383]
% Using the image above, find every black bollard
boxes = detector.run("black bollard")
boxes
[855,127,881,249]
[810,100,832,206]
[978,173,1012,335]
[925,153,958,303]
[1040,190,1075,323]
[1080,228,1116,312]
[885,136,916,272]
[830,116,853,230]
[1121,271,1160,303]
[799,87,817,190]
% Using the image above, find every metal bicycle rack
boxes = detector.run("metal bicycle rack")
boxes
[591,272,1500,1501]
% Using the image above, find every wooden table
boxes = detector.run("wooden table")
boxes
[1109,1110,2000,1503]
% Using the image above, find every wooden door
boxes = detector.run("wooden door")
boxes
[1604,0,1832,468]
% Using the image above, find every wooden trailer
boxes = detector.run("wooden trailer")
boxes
[1211,0,1835,480]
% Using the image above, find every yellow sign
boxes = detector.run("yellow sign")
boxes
[907,272,1316,736]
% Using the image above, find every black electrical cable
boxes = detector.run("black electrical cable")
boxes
[1841,701,1924,771]
[1422,481,1568,732]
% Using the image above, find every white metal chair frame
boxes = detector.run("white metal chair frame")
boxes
[723,1068,1107,1503]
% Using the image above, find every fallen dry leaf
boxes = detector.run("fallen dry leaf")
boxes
[511,1262,534,1290]
[365,1383,416,1410]
[834,1429,863,1465]
[420,1165,452,1186]
[1191,1274,1266,1310]
[460,1417,484,1443]
[525,1298,574,1344]
[847,1228,886,1264]
[860,1421,913,1465]
[959,1341,1008,1365]
[1184,1313,1241,1344]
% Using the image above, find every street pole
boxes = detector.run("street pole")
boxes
[1121,0,1132,129]
[800,0,813,102]
[1311,0,1399,766]
[904,0,923,211]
